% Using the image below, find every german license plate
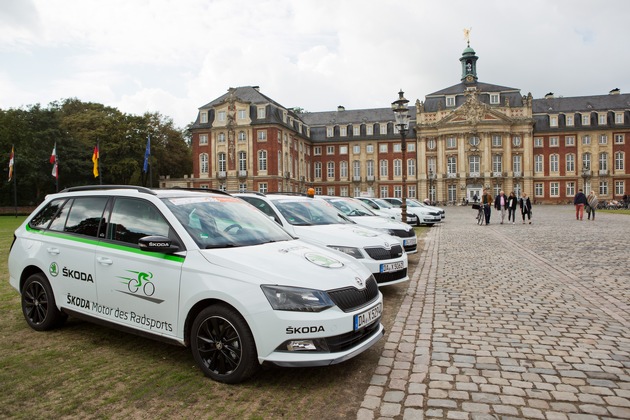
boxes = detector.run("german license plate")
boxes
[380,261,404,273]
[403,237,417,247]
[354,303,382,330]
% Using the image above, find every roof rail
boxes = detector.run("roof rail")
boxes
[227,190,265,196]
[166,187,231,196]
[266,192,308,196]
[60,185,157,195]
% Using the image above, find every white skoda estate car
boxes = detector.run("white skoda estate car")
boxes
[235,193,409,287]
[318,196,418,254]
[8,186,384,384]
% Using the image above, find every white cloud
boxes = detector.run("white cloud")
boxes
[1,0,630,127]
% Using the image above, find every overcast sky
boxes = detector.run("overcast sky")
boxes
[2,0,630,129]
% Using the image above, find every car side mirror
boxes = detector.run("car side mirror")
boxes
[138,236,180,254]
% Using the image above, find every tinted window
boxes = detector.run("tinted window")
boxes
[108,198,170,245]
[29,198,68,230]
[56,197,109,237]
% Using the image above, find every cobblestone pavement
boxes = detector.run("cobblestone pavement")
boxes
[358,205,630,420]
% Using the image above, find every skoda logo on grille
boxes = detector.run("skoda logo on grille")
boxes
[355,277,364,287]
[384,242,391,250]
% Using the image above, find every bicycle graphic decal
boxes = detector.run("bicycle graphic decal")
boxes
[119,270,155,296]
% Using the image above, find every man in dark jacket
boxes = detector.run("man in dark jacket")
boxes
[482,189,493,225]
[574,189,588,221]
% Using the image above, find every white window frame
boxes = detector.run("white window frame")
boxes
[599,134,608,145]
[379,123,387,135]
[326,146,335,155]
[379,160,388,178]
[200,153,209,174]
[566,154,575,172]
[534,137,543,147]
[614,134,625,144]
[258,150,267,171]
[565,136,575,146]
[615,151,624,171]
[490,93,500,104]
[199,134,208,145]
[366,125,373,136]
[340,161,348,178]
[394,159,402,177]
[446,96,456,107]
[257,130,267,141]
[582,135,591,145]
[550,115,558,127]
[566,115,574,126]
[314,162,322,178]
[550,154,559,172]
[314,146,322,156]
[446,136,457,148]
[615,113,624,124]
[582,114,590,125]
[353,126,360,136]
[366,144,374,154]
[379,144,388,153]
[549,137,559,147]
[550,182,559,197]
[566,181,575,197]
[339,146,348,155]
[492,135,502,147]
[534,155,543,173]
[257,107,266,119]
[353,145,360,154]
[598,113,607,125]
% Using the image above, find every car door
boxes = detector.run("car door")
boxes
[94,197,184,338]
[41,196,109,314]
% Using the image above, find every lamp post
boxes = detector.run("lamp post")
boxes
[428,169,435,204]
[581,164,591,192]
[392,90,410,223]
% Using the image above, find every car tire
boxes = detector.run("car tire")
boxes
[191,304,259,384]
[21,272,67,331]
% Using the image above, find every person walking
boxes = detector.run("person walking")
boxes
[494,190,508,224]
[507,192,518,224]
[482,188,493,225]
[587,191,599,221]
[519,193,532,224]
[574,189,587,220]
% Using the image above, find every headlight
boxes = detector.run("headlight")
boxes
[327,245,364,259]
[261,285,335,312]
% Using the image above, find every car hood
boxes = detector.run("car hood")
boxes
[289,224,398,248]
[198,239,371,289]
[348,215,412,232]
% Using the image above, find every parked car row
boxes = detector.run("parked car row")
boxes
[356,196,444,226]
[8,187,426,385]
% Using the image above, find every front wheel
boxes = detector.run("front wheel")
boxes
[21,273,67,331]
[190,305,259,384]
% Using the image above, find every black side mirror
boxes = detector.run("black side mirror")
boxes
[138,236,180,254]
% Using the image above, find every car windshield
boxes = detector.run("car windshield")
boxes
[273,198,351,226]
[163,195,294,249]
[373,198,395,209]
[408,199,427,207]
[326,198,376,217]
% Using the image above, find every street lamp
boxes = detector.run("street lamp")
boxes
[428,169,435,204]
[392,90,410,223]
[581,164,591,191]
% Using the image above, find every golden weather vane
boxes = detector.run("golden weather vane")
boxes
[463,27,472,46]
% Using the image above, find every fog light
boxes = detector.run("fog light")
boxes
[287,340,317,351]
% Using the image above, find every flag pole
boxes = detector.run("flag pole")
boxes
[11,145,17,217]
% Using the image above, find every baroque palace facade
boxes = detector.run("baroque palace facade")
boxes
[181,44,630,204]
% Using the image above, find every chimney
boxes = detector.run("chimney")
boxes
[253,86,260,91]
[545,92,554,99]
[337,105,345,112]
[610,88,620,95]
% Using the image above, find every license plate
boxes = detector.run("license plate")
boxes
[380,261,404,273]
[354,302,382,330]
[403,237,417,246]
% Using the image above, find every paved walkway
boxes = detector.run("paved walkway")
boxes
[358,205,630,420]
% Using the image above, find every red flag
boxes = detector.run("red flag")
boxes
[8,146,14,181]
[51,143,58,178]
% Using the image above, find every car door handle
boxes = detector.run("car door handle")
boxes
[96,256,113,265]
[46,247,60,255]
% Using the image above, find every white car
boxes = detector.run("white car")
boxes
[318,196,418,254]
[236,193,409,287]
[383,197,445,220]
[8,186,384,384]
[354,197,418,225]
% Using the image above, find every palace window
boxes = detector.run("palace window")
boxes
[199,134,208,145]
